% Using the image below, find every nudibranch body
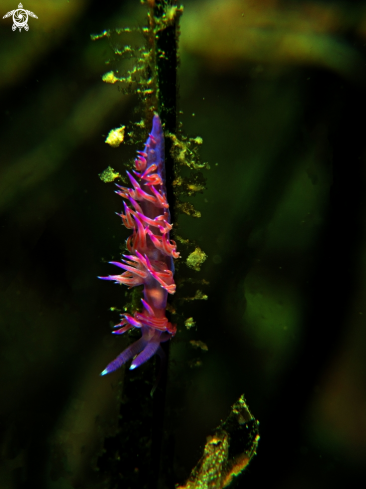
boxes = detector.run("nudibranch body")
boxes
[99,114,178,375]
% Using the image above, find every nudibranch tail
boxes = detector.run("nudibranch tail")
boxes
[100,114,178,375]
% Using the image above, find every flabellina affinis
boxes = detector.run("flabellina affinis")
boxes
[99,114,178,375]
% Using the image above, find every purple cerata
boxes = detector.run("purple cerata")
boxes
[99,114,179,375]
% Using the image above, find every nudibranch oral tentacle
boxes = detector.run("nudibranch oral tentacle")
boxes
[100,114,179,375]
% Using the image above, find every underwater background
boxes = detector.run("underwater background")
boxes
[1,0,366,488]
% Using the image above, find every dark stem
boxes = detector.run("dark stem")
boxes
[150,2,180,489]
[154,0,178,221]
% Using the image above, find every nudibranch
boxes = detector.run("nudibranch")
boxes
[99,114,179,375]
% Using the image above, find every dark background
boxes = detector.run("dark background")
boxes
[1,0,366,488]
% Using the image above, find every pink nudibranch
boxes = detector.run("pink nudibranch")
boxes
[99,114,178,375]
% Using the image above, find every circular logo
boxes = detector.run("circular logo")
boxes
[12,9,28,31]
